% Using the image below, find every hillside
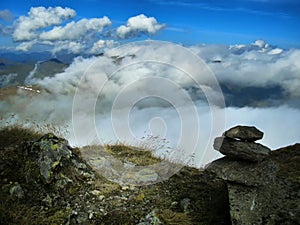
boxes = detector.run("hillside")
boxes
[0,58,68,88]
[0,125,299,225]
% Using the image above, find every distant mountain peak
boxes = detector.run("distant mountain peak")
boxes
[42,58,64,64]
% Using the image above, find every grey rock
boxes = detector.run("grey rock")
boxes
[207,157,277,186]
[207,143,300,225]
[180,198,192,213]
[226,172,299,225]
[228,184,264,225]
[42,194,53,207]
[9,183,24,199]
[31,133,73,182]
[138,209,162,225]
[214,137,271,162]
[224,125,263,142]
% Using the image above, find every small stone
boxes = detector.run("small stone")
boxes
[139,209,162,225]
[129,185,136,190]
[42,194,53,207]
[121,186,130,191]
[180,198,192,213]
[171,201,178,207]
[9,183,24,199]
[90,190,105,200]
[224,126,263,142]
[99,195,105,201]
[90,190,101,196]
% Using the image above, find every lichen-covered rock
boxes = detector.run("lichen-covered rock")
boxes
[9,183,24,199]
[138,209,162,225]
[30,133,73,182]
[214,137,271,162]
[224,125,264,142]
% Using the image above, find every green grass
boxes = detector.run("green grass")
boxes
[0,125,42,147]
[104,144,162,166]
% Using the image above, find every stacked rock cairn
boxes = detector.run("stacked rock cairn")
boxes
[213,125,271,162]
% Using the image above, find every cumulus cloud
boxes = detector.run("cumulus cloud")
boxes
[13,6,76,41]
[0,10,13,21]
[9,8,164,54]
[11,7,114,53]
[39,17,111,41]
[52,41,84,54]
[117,14,165,38]
[90,40,116,54]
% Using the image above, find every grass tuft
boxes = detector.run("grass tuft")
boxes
[104,143,162,166]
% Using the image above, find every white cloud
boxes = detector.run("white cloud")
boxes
[39,17,111,41]
[1,41,299,168]
[52,41,84,54]
[10,8,164,53]
[90,39,116,54]
[13,6,76,41]
[15,40,37,51]
[117,14,165,38]
[189,41,300,99]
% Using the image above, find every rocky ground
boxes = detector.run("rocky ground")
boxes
[0,125,299,225]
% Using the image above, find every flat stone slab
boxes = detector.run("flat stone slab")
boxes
[214,137,271,162]
[224,126,263,142]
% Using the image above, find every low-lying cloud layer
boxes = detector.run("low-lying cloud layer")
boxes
[191,40,300,105]
[1,40,299,167]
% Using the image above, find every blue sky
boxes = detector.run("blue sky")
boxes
[0,0,300,52]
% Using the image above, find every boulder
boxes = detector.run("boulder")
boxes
[224,125,263,142]
[206,156,277,186]
[207,144,300,225]
[30,133,73,182]
[214,137,270,162]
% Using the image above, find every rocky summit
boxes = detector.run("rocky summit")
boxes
[0,125,299,225]
[209,125,300,225]
[224,125,264,142]
[207,143,300,225]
